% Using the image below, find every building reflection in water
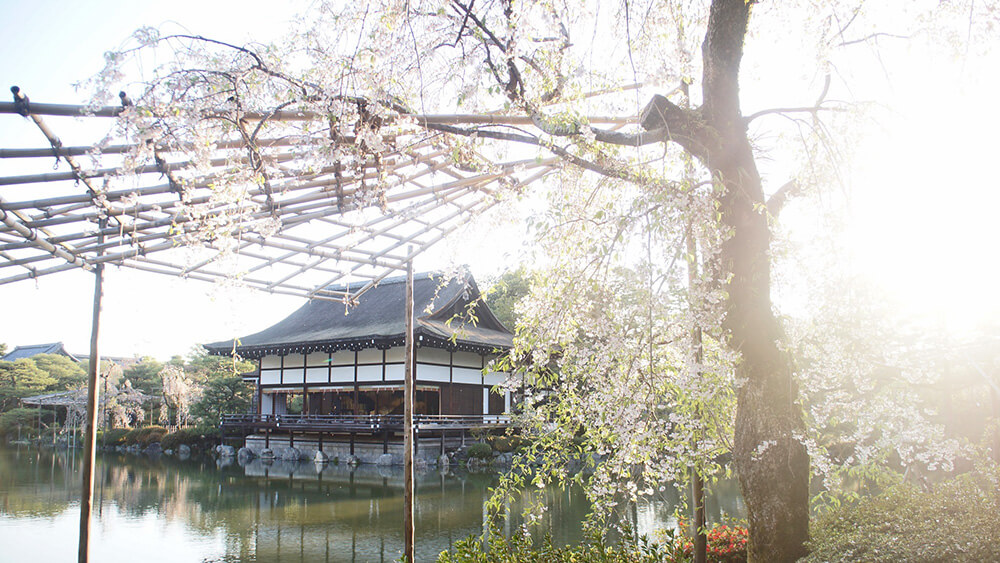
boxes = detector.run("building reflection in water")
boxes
[0,447,743,562]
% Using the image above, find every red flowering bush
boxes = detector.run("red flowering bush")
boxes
[675,524,749,563]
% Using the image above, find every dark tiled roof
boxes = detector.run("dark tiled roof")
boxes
[1,342,79,362]
[204,271,512,358]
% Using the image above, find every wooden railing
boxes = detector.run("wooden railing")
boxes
[220,413,510,433]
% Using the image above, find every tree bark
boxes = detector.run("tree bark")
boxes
[701,1,810,561]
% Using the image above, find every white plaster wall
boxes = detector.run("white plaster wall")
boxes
[385,364,404,381]
[330,350,354,366]
[283,369,304,385]
[356,365,381,382]
[283,354,305,368]
[305,352,329,367]
[357,348,382,364]
[417,364,449,383]
[305,367,328,383]
[385,347,405,362]
[330,366,353,383]
[452,367,482,385]
[417,347,450,364]
[452,351,482,368]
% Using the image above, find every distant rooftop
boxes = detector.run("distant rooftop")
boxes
[2,342,79,362]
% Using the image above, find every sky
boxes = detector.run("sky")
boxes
[0,0,528,359]
[1,1,998,359]
[0,1,313,360]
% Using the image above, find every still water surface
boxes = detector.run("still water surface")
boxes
[0,446,742,562]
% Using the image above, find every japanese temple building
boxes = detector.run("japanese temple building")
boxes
[205,271,515,462]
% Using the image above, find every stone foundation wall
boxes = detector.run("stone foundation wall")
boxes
[243,435,465,464]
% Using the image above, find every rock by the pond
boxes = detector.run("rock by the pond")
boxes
[237,447,255,462]
[259,448,275,459]
[376,453,394,466]
[145,442,162,455]
[437,454,451,469]
[163,449,174,456]
[466,457,491,472]
[178,444,192,459]
[314,450,329,463]
[495,452,514,468]
[278,447,301,461]
[345,455,360,466]
[218,445,236,457]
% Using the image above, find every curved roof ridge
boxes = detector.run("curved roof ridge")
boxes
[204,269,511,358]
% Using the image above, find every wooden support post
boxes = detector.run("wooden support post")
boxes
[687,227,707,563]
[78,219,106,563]
[265,428,270,449]
[992,385,1000,464]
[403,256,415,563]
[350,432,355,456]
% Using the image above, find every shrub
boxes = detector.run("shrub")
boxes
[139,431,165,447]
[123,428,142,445]
[466,442,493,459]
[99,428,130,446]
[490,435,522,453]
[439,527,684,562]
[160,428,198,451]
[160,426,222,451]
[804,467,1000,563]
[122,425,167,446]
[674,524,748,563]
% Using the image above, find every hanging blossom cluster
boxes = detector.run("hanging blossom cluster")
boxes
[491,167,736,524]
[77,16,465,270]
[75,0,712,269]
[158,365,202,427]
[103,378,148,429]
[786,285,971,494]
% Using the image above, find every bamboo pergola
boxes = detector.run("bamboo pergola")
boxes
[1,88,640,563]
[0,97,606,300]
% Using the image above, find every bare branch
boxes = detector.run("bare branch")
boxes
[744,74,838,124]
[765,179,800,219]
[743,105,844,124]
[839,32,911,47]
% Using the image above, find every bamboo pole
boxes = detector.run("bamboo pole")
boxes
[307,194,490,299]
[262,184,478,287]
[0,133,369,159]
[0,207,91,271]
[403,253,415,563]
[0,100,635,125]
[78,219,105,563]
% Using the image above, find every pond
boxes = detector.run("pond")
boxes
[0,446,744,562]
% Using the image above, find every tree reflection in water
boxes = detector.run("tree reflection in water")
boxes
[0,446,742,562]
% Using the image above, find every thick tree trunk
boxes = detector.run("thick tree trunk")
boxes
[700,1,810,561]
